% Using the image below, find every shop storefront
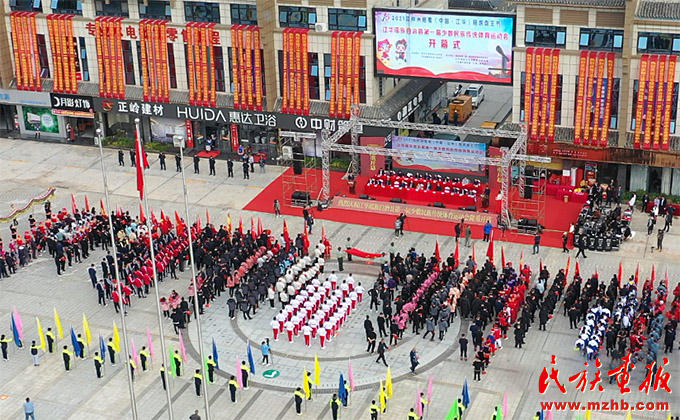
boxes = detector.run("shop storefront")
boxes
[0,89,60,138]
[50,93,96,141]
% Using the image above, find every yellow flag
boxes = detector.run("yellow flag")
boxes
[36,317,46,351]
[668,413,672,420]
[303,368,311,399]
[227,213,232,232]
[53,307,64,339]
[385,366,393,399]
[112,321,121,353]
[585,409,591,420]
[379,380,387,411]
[313,354,321,385]
[82,314,92,345]
[624,410,632,420]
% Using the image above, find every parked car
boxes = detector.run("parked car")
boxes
[465,84,485,108]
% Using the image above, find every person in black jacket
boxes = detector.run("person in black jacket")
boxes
[240,300,252,320]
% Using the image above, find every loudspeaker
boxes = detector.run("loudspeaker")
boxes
[390,198,403,203]
[359,194,370,199]
[433,202,445,208]
[292,145,303,175]
[519,218,538,227]
[291,191,310,206]
[523,185,533,199]
[465,205,477,212]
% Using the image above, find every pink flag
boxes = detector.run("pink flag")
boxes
[502,391,508,418]
[130,337,140,366]
[13,306,23,340]
[236,358,243,388]
[179,331,188,363]
[146,327,155,361]
[348,360,355,391]
[546,408,553,420]
[427,374,433,403]
[416,386,423,417]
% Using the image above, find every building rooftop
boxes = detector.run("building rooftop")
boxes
[511,0,624,7]
[636,0,680,20]
[448,0,509,11]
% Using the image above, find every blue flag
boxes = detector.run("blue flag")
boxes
[212,339,219,370]
[99,333,106,362]
[338,373,348,406]
[70,327,81,355]
[539,409,544,420]
[462,378,470,408]
[247,343,255,375]
[10,314,22,348]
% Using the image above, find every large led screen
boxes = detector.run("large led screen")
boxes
[373,9,514,84]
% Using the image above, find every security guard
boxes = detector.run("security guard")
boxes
[93,351,104,378]
[533,412,541,420]
[329,394,340,420]
[175,154,182,172]
[76,334,87,359]
[342,379,351,406]
[206,355,217,383]
[419,392,428,417]
[173,350,182,376]
[107,338,116,365]
[194,369,203,396]
[62,345,73,371]
[240,361,250,389]
[228,376,239,403]
[0,334,11,360]
[30,341,40,366]
[407,408,419,419]
[369,400,380,420]
[305,371,314,400]
[293,387,305,415]
[45,328,55,353]
[139,346,150,371]
[128,356,137,381]
[160,364,167,390]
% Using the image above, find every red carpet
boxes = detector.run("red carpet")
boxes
[244,168,582,248]
[196,150,221,158]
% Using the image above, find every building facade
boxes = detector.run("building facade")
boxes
[511,0,680,195]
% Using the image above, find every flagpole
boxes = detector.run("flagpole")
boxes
[95,128,139,420]
[136,119,175,420]
[176,135,212,419]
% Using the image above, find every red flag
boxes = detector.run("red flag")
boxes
[472,244,476,266]
[452,240,458,266]
[634,262,639,285]
[486,233,494,264]
[84,194,90,211]
[251,217,256,239]
[539,259,543,272]
[116,205,122,217]
[100,198,106,215]
[238,217,243,234]
[665,266,669,289]
[617,260,623,287]
[594,266,599,279]
[71,193,78,214]
[175,210,184,236]
[283,219,290,251]
[206,209,211,226]
[501,246,506,268]
[321,223,327,242]
[151,209,158,224]
[651,264,656,284]
[227,213,232,233]
[519,249,524,267]
[257,217,263,236]
[303,222,310,251]
[139,202,146,223]
[160,209,166,222]
[575,260,580,277]
[435,240,442,262]
[565,256,571,278]
[135,124,146,200]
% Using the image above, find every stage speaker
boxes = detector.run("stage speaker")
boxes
[465,205,477,212]
[390,198,403,203]
[433,202,445,208]
[291,191,310,206]
[523,184,533,199]
[292,145,303,175]
[359,194,370,200]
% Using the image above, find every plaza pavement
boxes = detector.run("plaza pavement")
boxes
[0,137,678,420]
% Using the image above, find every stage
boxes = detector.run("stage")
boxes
[244,168,584,248]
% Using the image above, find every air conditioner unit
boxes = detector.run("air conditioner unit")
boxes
[282,145,293,159]
[314,22,327,32]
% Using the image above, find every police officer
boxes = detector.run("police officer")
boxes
[209,156,216,176]
[107,337,116,365]
[228,375,239,403]
[93,351,104,378]
[206,355,217,383]
[369,400,380,420]
[118,149,125,166]
[129,149,136,166]
[139,346,150,371]
[294,387,305,415]
[160,364,167,390]
[329,394,340,420]
[193,155,200,174]
[227,159,234,178]
[175,154,182,172]
[194,369,203,396]
[62,345,73,371]
[159,152,166,170]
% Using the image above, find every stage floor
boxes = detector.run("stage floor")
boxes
[244,168,582,248]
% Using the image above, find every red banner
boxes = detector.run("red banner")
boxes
[539,49,551,141]
[583,51,597,146]
[46,16,58,92]
[353,33,361,109]
[634,54,649,149]
[230,26,239,108]
[238,27,247,107]
[653,55,665,150]
[643,55,658,149]
[294,30,301,114]
[111,19,120,99]
[302,29,309,115]
[67,16,76,93]
[530,48,543,141]
[359,137,386,177]
[161,22,170,102]
[94,19,103,97]
[185,120,194,148]
[253,27,262,111]
[600,53,615,147]
[330,32,337,117]
[25,14,35,91]
[662,56,676,150]
[9,14,22,89]
[547,49,560,143]
[230,123,239,150]
[244,27,253,110]
[592,52,605,143]
[187,25,196,105]
[338,32,347,118]
[282,29,289,113]
[524,48,534,136]
[345,33,354,119]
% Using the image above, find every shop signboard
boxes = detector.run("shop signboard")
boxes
[0,89,51,107]
[50,93,95,118]
[22,106,60,133]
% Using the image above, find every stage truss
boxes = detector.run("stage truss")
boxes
[319,112,551,229]
[279,131,319,207]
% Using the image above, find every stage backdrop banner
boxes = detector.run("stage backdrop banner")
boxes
[391,135,486,175]
[359,137,387,177]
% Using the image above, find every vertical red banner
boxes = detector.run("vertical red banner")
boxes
[140,21,149,101]
[187,24,196,105]
[254,27,262,111]
[662,56,676,151]
[203,24,211,106]
[653,55,666,150]
[329,32,337,117]
[210,26,217,107]
[46,16,57,92]
[294,29,302,114]
[282,29,289,113]
[161,22,170,102]
[59,16,69,93]
[353,33,361,107]
[643,55,658,149]
[245,27,254,110]
[337,32,347,119]
[67,16,76,93]
[10,14,22,90]
[230,26,240,109]
[185,120,194,148]
[111,19,120,99]
[27,14,39,91]
[230,124,239,150]
[196,25,204,106]
[524,48,534,137]
[530,48,543,141]
[592,52,606,144]
[118,19,126,98]
[583,51,597,146]
[238,26,247,108]
[547,49,560,143]
[539,49,551,142]
[634,55,649,149]
[94,19,103,97]
[600,53,615,147]
[23,15,34,91]
[302,29,309,115]
[345,32,354,119]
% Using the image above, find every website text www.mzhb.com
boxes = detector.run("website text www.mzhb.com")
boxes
[540,400,670,412]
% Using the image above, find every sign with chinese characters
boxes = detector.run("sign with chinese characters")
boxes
[50,93,95,118]
[374,9,514,84]
[359,136,386,177]
[394,91,424,121]
[0,89,50,107]
[391,135,486,174]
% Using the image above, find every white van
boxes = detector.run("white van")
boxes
[465,84,485,108]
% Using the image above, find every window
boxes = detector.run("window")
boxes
[231,4,257,25]
[51,0,83,15]
[519,72,562,124]
[278,51,320,100]
[328,9,367,31]
[122,40,135,85]
[36,34,50,78]
[95,0,129,17]
[78,37,90,82]
[579,28,623,52]
[279,6,316,29]
[324,53,365,103]
[631,80,678,133]
[213,46,225,92]
[167,43,177,89]
[525,25,566,48]
[10,0,41,12]
[139,0,171,20]
[184,2,220,23]
[226,47,266,95]
[637,32,680,54]
[573,77,620,129]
